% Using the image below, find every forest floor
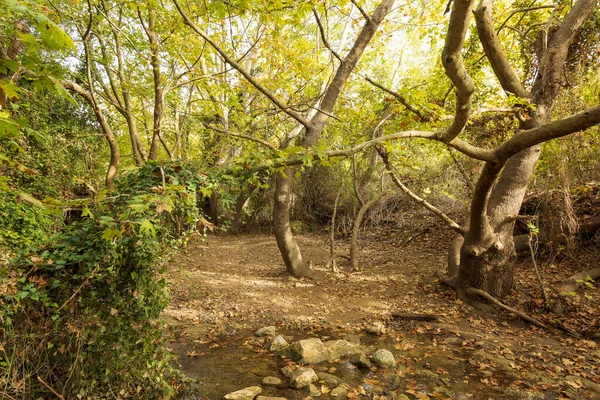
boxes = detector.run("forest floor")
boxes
[163,225,600,400]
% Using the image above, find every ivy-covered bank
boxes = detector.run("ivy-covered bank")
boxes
[1,162,205,399]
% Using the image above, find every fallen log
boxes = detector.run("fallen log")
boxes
[391,312,439,321]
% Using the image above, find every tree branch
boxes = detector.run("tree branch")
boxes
[363,75,432,121]
[203,124,279,153]
[377,146,465,234]
[173,0,312,128]
[313,9,343,62]
[440,0,476,142]
[496,104,600,160]
[474,0,530,99]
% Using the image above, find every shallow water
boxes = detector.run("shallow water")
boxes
[168,326,508,400]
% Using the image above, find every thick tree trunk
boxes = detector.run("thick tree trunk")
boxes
[273,168,312,277]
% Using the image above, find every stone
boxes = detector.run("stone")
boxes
[261,376,282,386]
[324,340,365,360]
[348,352,371,369]
[289,367,319,389]
[309,383,321,397]
[223,386,262,400]
[371,349,396,369]
[269,335,289,351]
[380,372,402,389]
[288,338,328,364]
[344,334,361,344]
[415,369,442,385]
[316,371,342,386]
[330,383,351,398]
[366,322,385,335]
[255,326,276,337]
[256,397,287,400]
[280,366,294,378]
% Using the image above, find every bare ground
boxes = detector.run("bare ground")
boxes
[163,228,600,400]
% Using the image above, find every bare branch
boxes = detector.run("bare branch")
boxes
[313,9,343,62]
[474,0,530,99]
[203,124,279,153]
[377,146,465,234]
[173,0,312,128]
[363,75,432,122]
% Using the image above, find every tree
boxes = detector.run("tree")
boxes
[176,0,600,304]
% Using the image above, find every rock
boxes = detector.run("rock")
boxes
[269,335,289,351]
[316,371,342,386]
[366,322,385,335]
[371,349,396,369]
[324,340,365,360]
[330,383,351,398]
[288,338,328,364]
[415,369,443,385]
[380,372,402,389]
[344,334,361,344]
[280,365,294,378]
[289,367,318,389]
[348,352,371,369]
[309,383,321,397]
[223,386,262,400]
[261,376,282,387]
[503,388,544,400]
[256,397,287,400]
[255,326,276,337]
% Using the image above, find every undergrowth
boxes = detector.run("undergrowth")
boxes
[0,162,206,399]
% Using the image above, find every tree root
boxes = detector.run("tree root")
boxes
[465,287,579,337]
[435,272,457,288]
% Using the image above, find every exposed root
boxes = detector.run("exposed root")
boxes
[465,287,571,336]
[435,271,458,288]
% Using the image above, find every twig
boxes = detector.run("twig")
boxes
[529,233,549,305]
[57,267,99,312]
[329,185,343,273]
[37,376,65,400]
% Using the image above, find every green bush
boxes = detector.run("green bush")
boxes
[0,162,203,399]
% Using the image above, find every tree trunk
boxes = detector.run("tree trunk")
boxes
[350,193,386,270]
[273,168,312,277]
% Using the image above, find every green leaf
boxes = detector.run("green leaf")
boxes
[139,219,156,237]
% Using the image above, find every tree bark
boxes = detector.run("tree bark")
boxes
[273,168,313,277]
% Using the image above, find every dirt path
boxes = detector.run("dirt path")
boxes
[164,232,600,400]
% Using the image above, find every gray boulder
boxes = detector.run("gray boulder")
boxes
[223,386,262,400]
[324,340,365,360]
[316,371,342,386]
[269,335,289,351]
[289,367,319,389]
[288,338,328,364]
[255,326,276,337]
[348,352,371,369]
[371,349,396,369]
[261,376,282,386]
